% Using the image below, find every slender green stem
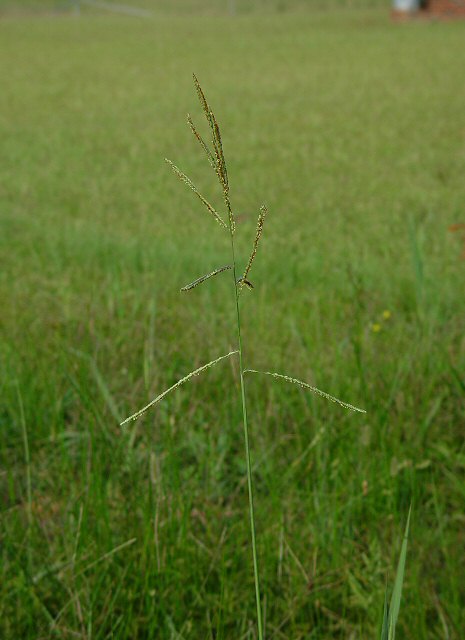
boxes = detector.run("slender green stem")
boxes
[228,214,264,640]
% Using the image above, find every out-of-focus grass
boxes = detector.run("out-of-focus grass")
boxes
[0,8,464,639]
[0,0,389,17]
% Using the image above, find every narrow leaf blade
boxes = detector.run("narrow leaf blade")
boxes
[380,583,389,640]
[388,505,412,639]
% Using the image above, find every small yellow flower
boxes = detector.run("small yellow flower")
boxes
[371,323,381,333]
[382,310,391,320]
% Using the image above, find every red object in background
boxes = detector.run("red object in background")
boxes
[427,0,465,17]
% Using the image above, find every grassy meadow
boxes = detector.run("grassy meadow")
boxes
[1,5,465,639]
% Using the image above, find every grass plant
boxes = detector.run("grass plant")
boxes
[1,8,465,639]
[381,506,411,640]
[121,76,365,639]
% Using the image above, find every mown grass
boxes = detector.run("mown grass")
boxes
[1,7,464,639]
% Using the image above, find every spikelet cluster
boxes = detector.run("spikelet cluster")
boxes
[244,369,366,413]
[239,205,268,291]
[192,74,233,233]
[165,159,227,228]
[181,265,232,292]
[121,351,238,426]
[121,75,365,434]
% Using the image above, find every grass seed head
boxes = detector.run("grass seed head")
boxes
[181,265,233,292]
[165,158,227,228]
[240,204,268,290]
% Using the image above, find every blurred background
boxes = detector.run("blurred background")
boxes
[1,1,464,638]
[1,0,388,16]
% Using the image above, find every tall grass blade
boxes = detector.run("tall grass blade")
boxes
[180,265,232,292]
[165,159,227,228]
[120,351,238,426]
[380,583,389,640]
[388,505,412,639]
[244,369,366,413]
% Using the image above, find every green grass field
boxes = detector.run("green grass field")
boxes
[1,5,465,638]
